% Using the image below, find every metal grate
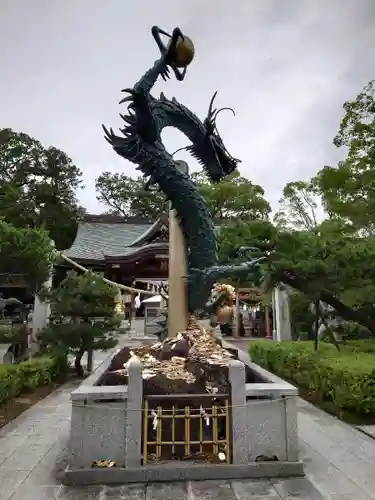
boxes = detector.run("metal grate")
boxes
[142,394,231,465]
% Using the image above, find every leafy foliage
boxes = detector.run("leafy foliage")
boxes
[95,172,167,219]
[288,291,315,340]
[40,272,120,376]
[192,170,271,220]
[0,356,61,405]
[0,220,54,290]
[0,128,84,250]
[314,81,375,232]
[249,340,375,417]
[96,170,271,221]
[274,180,320,231]
[217,212,375,334]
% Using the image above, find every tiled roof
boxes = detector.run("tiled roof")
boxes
[64,218,154,262]
[64,214,226,262]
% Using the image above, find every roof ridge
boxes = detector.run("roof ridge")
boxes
[83,213,168,224]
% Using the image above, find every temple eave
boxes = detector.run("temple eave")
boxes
[104,245,169,265]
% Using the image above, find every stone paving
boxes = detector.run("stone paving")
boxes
[0,343,9,362]
[1,331,375,498]
[357,424,375,439]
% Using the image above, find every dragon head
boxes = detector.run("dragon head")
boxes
[187,91,241,183]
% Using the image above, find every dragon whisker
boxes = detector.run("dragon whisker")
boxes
[212,107,236,121]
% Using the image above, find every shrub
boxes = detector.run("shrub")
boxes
[0,324,17,343]
[0,356,59,405]
[337,321,372,341]
[344,339,375,353]
[249,340,375,416]
[40,271,120,376]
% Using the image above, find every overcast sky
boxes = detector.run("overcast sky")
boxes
[1,0,375,214]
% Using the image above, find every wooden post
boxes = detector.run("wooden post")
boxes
[234,285,240,338]
[265,305,272,339]
[271,287,277,339]
[168,161,189,337]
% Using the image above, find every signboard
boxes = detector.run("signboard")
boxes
[238,287,263,301]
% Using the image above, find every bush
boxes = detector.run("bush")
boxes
[338,321,372,341]
[344,339,375,353]
[0,356,60,405]
[41,271,120,376]
[249,340,375,416]
[0,324,16,343]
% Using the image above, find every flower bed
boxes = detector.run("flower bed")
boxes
[249,341,375,417]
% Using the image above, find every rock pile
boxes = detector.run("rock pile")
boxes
[100,317,240,395]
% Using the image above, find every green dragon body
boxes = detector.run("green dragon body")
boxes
[103,26,265,315]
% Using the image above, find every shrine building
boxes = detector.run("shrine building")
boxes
[60,213,171,296]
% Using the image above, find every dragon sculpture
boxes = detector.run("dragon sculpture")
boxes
[103,26,266,319]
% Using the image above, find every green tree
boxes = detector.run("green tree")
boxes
[193,170,271,220]
[218,215,375,335]
[0,220,54,291]
[0,128,84,250]
[218,219,275,263]
[314,80,375,233]
[40,272,120,376]
[270,221,375,335]
[288,290,315,340]
[95,172,167,219]
[273,180,320,231]
[96,170,271,220]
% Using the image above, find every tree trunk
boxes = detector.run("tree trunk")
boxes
[319,291,375,334]
[87,348,93,372]
[74,345,85,377]
[280,271,375,335]
[318,303,340,352]
[313,300,319,352]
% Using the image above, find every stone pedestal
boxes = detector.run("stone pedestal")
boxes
[31,246,54,354]
[273,285,292,341]
[65,343,303,484]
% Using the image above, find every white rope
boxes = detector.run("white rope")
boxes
[59,252,159,296]
[74,395,291,413]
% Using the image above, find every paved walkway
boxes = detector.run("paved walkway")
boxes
[1,337,375,498]
[0,343,9,362]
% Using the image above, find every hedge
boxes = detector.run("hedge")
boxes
[344,339,375,354]
[0,324,18,343]
[249,341,375,416]
[0,356,61,406]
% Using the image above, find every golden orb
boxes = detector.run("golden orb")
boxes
[170,35,195,68]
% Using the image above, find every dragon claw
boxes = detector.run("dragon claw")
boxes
[119,96,133,104]
[171,27,184,41]
[121,88,135,94]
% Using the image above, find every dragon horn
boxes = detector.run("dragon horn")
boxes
[207,91,218,119]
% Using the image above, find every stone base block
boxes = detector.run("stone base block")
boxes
[63,460,304,485]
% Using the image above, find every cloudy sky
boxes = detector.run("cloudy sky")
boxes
[1,0,375,214]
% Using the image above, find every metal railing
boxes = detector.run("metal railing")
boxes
[142,394,231,465]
